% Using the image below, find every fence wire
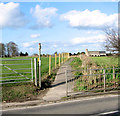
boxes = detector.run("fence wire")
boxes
[65,67,120,96]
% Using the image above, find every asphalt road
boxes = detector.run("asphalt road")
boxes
[2,95,119,115]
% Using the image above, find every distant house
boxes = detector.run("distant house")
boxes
[32,54,39,57]
[85,49,106,56]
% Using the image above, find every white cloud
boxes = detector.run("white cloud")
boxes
[29,47,35,51]
[30,5,58,29]
[60,9,118,29]
[53,44,57,48]
[71,34,105,45]
[30,34,40,38]
[0,2,27,28]
[86,30,100,34]
[23,40,39,48]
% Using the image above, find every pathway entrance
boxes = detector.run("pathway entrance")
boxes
[43,58,73,101]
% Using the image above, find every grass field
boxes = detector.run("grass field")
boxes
[0,56,63,84]
[91,56,119,67]
[70,57,120,92]
[1,56,65,102]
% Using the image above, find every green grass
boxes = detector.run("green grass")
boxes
[0,56,62,84]
[1,56,62,102]
[91,56,118,67]
[70,57,82,70]
[2,72,57,102]
[70,57,120,92]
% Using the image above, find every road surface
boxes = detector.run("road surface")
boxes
[2,95,119,115]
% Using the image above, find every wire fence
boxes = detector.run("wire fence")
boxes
[65,67,120,96]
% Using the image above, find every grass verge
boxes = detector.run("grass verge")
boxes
[2,71,57,103]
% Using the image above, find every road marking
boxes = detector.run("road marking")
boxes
[2,94,119,112]
[98,110,119,115]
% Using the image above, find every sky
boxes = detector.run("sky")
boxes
[0,1,118,55]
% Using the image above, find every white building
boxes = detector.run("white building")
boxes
[85,49,106,56]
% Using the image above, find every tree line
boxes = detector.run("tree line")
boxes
[0,41,28,57]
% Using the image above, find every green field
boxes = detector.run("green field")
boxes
[0,56,63,84]
[1,56,68,102]
[70,57,120,92]
[91,56,119,67]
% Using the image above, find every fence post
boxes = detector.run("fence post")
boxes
[65,70,68,97]
[104,69,106,92]
[31,58,33,82]
[39,43,41,88]
[113,65,115,79]
[90,67,92,85]
[59,53,60,66]
[62,53,63,64]
[55,53,57,69]
[49,55,51,75]
[68,53,69,59]
[63,53,64,62]
[64,53,65,62]
[34,58,37,86]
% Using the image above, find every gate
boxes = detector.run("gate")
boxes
[65,67,120,96]
[0,58,33,84]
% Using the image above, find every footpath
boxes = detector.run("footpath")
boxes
[43,58,73,101]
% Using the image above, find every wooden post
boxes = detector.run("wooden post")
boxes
[62,53,63,64]
[59,53,60,66]
[113,65,115,79]
[55,53,57,69]
[38,43,41,88]
[68,53,69,59]
[65,53,66,61]
[34,58,37,86]
[65,70,68,97]
[31,58,33,82]
[104,69,106,92]
[49,55,51,75]
[63,53,64,63]
[90,67,92,85]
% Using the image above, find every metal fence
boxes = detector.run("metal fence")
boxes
[65,67,120,96]
[0,58,33,84]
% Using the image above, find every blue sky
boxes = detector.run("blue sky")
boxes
[0,1,118,55]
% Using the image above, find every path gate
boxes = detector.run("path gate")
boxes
[0,58,33,84]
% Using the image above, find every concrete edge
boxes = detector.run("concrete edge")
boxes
[63,90,119,100]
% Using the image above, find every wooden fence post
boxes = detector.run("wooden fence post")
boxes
[68,53,69,59]
[113,65,115,79]
[104,69,106,92]
[65,69,68,97]
[90,67,92,85]
[59,53,60,66]
[62,53,63,64]
[34,58,37,86]
[55,53,57,69]
[38,43,41,88]
[49,55,51,75]
[31,58,33,82]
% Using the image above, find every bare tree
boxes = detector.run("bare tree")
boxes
[0,43,6,57]
[6,41,19,57]
[104,27,120,53]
